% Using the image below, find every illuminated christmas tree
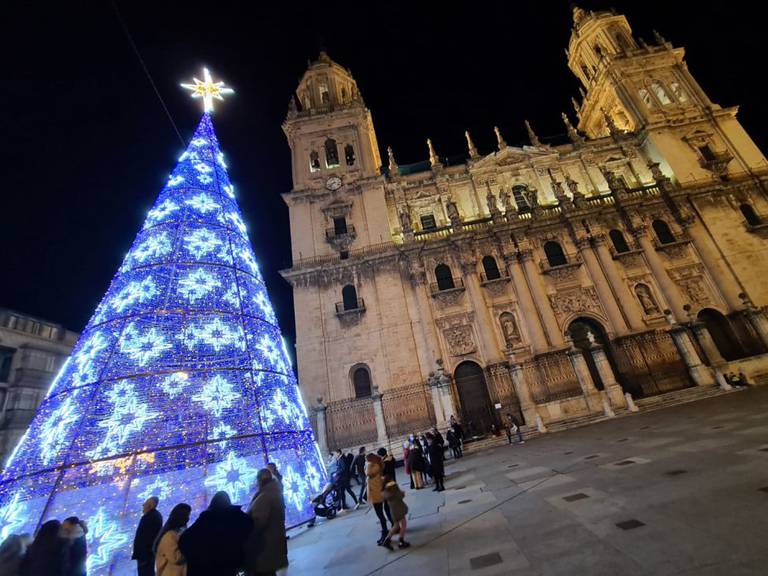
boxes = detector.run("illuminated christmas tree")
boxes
[0,69,325,574]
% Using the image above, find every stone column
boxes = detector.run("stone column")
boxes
[436,360,458,424]
[371,388,389,446]
[742,298,768,349]
[520,250,565,347]
[687,225,742,310]
[635,230,687,320]
[690,321,726,366]
[463,266,503,362]
[593,241,646,330]
[313,403,328,456]
[505,348,539,426]
[507,255,548,352]
[566,348,601,412]
[590,345,627,408]
[428,373,447,427]
[668,324,716,386]
[578,239,629,333]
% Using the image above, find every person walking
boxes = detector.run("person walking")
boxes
[352,447,367,502]
[178,492,252,576]
[60,517,87,576]
[450,417,464,457]
[245,469,288,576]
[365,452,392,545]
[154,503,191,576]
[407,441,425,489]
[378,448,396,483]
[19,520,66,576]
[133,497,163,576]
[426,434,445,492]
[334,449,359,510]
[379,477,410,550]
[446,428,460,459]
[505,413,525,444]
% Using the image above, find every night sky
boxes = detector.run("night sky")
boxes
[3,1,765,350]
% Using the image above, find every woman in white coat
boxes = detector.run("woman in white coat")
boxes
[155,503,192,576]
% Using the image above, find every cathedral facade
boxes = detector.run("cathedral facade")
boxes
[280,7,768,453]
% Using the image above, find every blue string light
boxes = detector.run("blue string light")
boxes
[0,113,326,573]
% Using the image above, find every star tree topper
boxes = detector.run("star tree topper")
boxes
[181,67,234,112]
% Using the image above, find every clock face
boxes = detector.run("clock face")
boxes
[326,176,342,191]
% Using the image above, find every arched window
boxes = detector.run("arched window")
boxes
[341,87,347,101]
[609,229,631,253]
[652,219,676,244]
[581,64,591,80]
[482,255,501,281]
[639,88,654,109]
[352,365,372,398]
[740,204,762,226]
[512,185,530,211]
[325,138,339,167]
[669,82,688,103]
[344,144,356,166]
[594,44,604,58]
[319,84,330,105]
[615,31,631,51]
[544,241,568,267]
[651,82,672,105]
[435,264,455,291]
[342,285,358,311]
[309,151,320,172]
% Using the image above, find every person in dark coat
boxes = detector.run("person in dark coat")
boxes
[406,442,425,489]
[426,434,445,491]
[178,492,253,576]
[505,412,525,444]
[333,449,359,510]
[352,447,367,502]
[449,416,465,457]
[19,520,66,576]
[133,497,163,576]
[0,533,32,576]
[446,429,460,459]
[61,516,88,576]
[245,469,288,576]
[377,447,396,483]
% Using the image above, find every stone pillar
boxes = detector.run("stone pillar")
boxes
[594,241,646,330]
[507,255,548,352]
[520,250,565,347]
[625,392,639,412]
[313,403,328,456]
[436,360,458,425]
[463,268,502,361]
[566,348,600,411]
[743,300,768,349]
[669,324,716,386]
[428,373,447,427]
[371,388,389,446]
[590,345,627,408]
[578,239,629,332]
[636,231,687,320]
[600,392,616,417]
[690,321,726,366]
[505,348,538,426]
[687,226,742,311]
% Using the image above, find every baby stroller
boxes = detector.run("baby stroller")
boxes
[308,482,342,526]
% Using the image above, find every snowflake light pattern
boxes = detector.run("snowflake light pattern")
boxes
[0,112,325,574]
[204,451,258,503]
[192,374,240,417]
[86,507,130,574]
[178,268,221,302]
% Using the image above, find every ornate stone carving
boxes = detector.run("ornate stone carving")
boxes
[446,197,462,228]
[549,286,602,320]
[542,262,582,284]
[432,287,466,308]
[668,264,711,306]
[499,312,521,346]
[443,324,476,356]
[398,207,413,234]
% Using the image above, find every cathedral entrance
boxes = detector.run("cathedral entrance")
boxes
[454,361,495,437]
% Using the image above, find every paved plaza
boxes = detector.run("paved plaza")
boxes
[284,387,768,575]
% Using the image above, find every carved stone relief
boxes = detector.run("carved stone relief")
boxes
[549,286,602,321]
[436,313,477,357]
[667,264,712,306]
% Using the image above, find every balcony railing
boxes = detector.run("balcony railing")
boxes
[429,277,465,295]
[326,224,356,241]
[480,271,510,284]
[335,298,366,315]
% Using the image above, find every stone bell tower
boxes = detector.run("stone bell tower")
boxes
[568,6,767,185]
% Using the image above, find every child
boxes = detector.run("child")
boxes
[380,476,410,550]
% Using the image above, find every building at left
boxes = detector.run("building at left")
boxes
[0,308,78,465]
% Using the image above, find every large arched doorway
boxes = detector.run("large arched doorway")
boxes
[698,308,747,361]
[454,361,495,437]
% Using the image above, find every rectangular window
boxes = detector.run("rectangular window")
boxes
[420,214,437,230]
[333,217,348,235]
[0,347,14,382]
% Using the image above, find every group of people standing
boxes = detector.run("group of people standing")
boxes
[0,463,287,576]
[0,516,87,576]
[403,427,446,492]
